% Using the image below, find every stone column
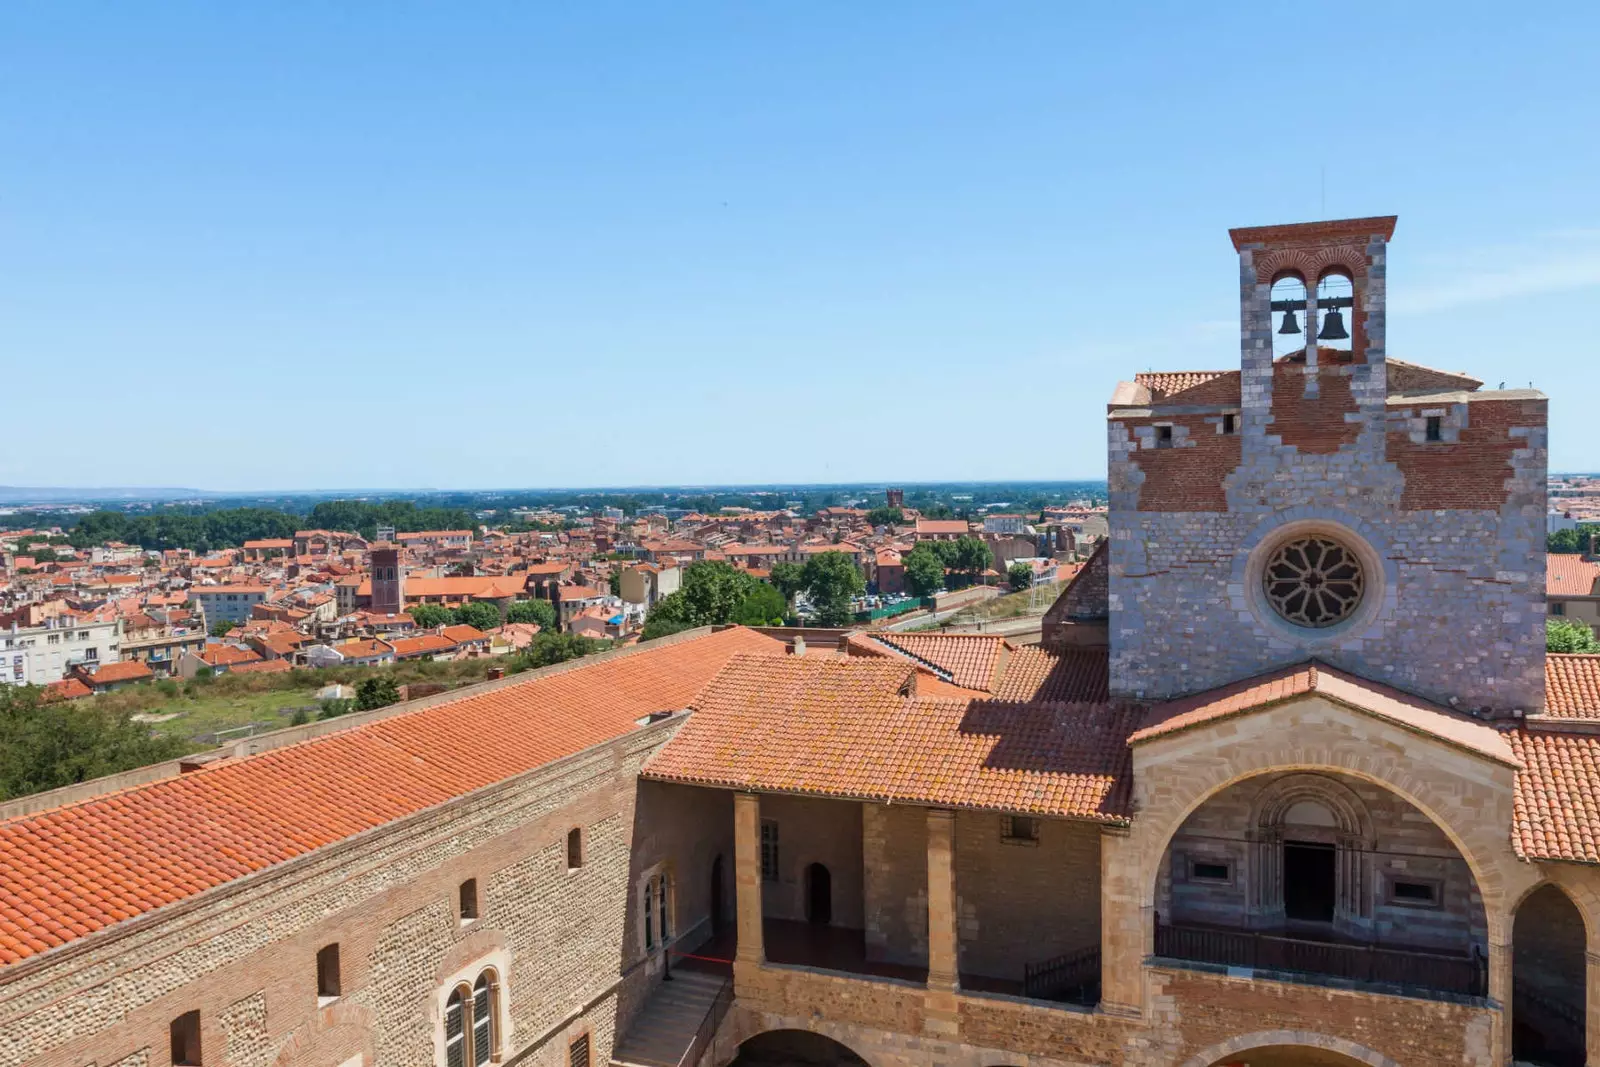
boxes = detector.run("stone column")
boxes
[734,792,764,965]
[926,808,958,989]
[1486,916,1512,1067]
[1099,827,1143,1017]
[1586,945,1600,1067]
[924,808,961,1040]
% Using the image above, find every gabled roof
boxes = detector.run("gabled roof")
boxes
[866,632,1009,691]
[1548,555,1600,596]
[0,626,783,967]
[1130,661,1518,768]
[1134,371,1229,400]
[992,646,1109,703]
[642,653,1137,823]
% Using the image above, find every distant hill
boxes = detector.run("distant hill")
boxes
[0,486,209,504]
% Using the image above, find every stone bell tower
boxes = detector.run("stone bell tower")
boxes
[1106,216,1547,715]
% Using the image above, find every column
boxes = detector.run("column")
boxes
[926,808,959,990]
[1099,827,1143,1017]
[1586,943,1600,1067]
[1486,908,1512,1067]
[734,792,764,965]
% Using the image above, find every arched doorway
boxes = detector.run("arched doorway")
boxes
[805,863,832,924]
[731,1030,869,1067]
[1513,884,1587,1066]
[1205,1045,1378,1067]
[710,854,726,935]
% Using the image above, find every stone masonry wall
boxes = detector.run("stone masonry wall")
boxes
[863,803,929,968]
[0,719,690,1067]
[952,811,1100,982]
[1108,233,1547,712]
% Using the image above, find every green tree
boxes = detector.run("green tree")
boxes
[318,698,356,720]
[865,507,904,527]
[0,685,193,801]
[903,545,946,598]
[1008,562,1034,592]
[1550,529,1582,553]
[731,583,788,626]
[208,619,237,638]
[952,536,994,578]
[519,632,604,668]
[453,601,501,632]
[355,675,400,711]
[769,561,806,605]
[679,561,759,622]
[641,596,697,640]
[608,572,622,597]
[505,599,557,629]
[409,603,456,629]
[1548,618,1600,653]
[801,552,866,627]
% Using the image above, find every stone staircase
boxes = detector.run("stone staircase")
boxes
[612,970,729,1067]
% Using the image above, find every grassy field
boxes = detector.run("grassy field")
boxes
[143,686,327,741]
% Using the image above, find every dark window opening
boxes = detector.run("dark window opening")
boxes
[570,1033,592,1067]
[1425,416,1443,441]
[760,819,779,882]
[1222,413,1236,435]
[805,862,833,924]
[567,827,583,870]
[1392,880,1437,904]
[1191,861,1230,882]
[1552,602,1567,616]
[1155,425,1174,449]
[316,943,341,998]
[171,1010,202,1066]
[459,878,479,922]
[1002,815,1039,842]
[1283,841,1336,922]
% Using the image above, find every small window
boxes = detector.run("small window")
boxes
[1001,815,1040,843]
[567,827,583,870]
[1425,416,1443,442]
[1552,602,1567,616]
[1155,425,1174,449]
[570,1033,592,1067]
[317,943,341,1000]
[459,878,479,922]
[1222,413,1236,435]
[170,1010,202,1066]
[1390,879,1439,906]
[760,819,779,882]
[1191,860,1231,883]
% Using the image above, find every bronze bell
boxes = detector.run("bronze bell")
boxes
[1278,309,1301,334]
[1318,308,1349,341]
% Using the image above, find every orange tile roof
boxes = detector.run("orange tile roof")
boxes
[1509,729,1600,863]
[389,634,457,658]
[201,644,263,667]
[80,660,153,684]
[333,639,393,659]
[441,624,488,644]
[1134,370,1228,399]
[1548,555,1600,596]
[866,633,1008,691]
[992,646,1110,703]
[1131,661,1517,767]
[915,519,971,535]
[230,659,293,675]
[0,626,782,966]
[642,653,1136,822]
[1546,654,1600,718]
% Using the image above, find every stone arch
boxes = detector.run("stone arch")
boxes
[1139,755,1511,922]
[1512,882,1589,1065]
[731,1027,874,1067]
[1509,875,1600,940]
[1177,1030,1402,1067]
[272,1000,375,1066]
[1245,773,1377,930]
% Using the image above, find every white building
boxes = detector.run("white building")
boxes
[1,618,122,686]
[188,585,269,626]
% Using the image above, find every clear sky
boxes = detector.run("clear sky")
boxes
[3,3,1596,491]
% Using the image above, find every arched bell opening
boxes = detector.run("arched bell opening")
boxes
[1314,269,1355,353]
[1270,273,1309,358]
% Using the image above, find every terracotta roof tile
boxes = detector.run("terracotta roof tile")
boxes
[1548,555,1600,596]
[867,633,1008,691]
[1509,729,1600,863]
[1547,655,1600,718]
[992,646,1110,703]
[643,653,1136,823]
[0,627,782,966]
[1131,661,1517,767]
[1134,370,1228,400]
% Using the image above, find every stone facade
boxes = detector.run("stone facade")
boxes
[1107,219,1548,714]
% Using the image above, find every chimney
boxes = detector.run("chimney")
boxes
[791,634,806,657]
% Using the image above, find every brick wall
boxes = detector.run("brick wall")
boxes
[952,811,1100,982]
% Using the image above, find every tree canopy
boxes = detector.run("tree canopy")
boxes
[453,601,501,632]
[0,685,193,801]
[801,551,866,627]
[769,561,806,604]
[505,598,558,629]
[865,507,904,527]
[902,545,946,598]
[1549,526,1600,554]
[641,561,790,640]
[1548,618,1600,653]
[1008,562,1034,592]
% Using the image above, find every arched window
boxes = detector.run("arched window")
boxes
[642,871,673,952]
[444,970,500,1067]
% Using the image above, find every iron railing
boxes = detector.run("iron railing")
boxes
[1153,913,1486,997]
[1022,945,1101,1005]
[678,977,734,1067]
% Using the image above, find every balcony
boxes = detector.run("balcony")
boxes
[1153,914,1487,999]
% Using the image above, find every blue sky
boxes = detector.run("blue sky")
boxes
[2,3,1596,490]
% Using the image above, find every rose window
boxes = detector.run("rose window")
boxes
[1263,536,1365,628]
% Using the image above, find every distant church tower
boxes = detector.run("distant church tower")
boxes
[371,543,406,616]
[1105,217,1548,715]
